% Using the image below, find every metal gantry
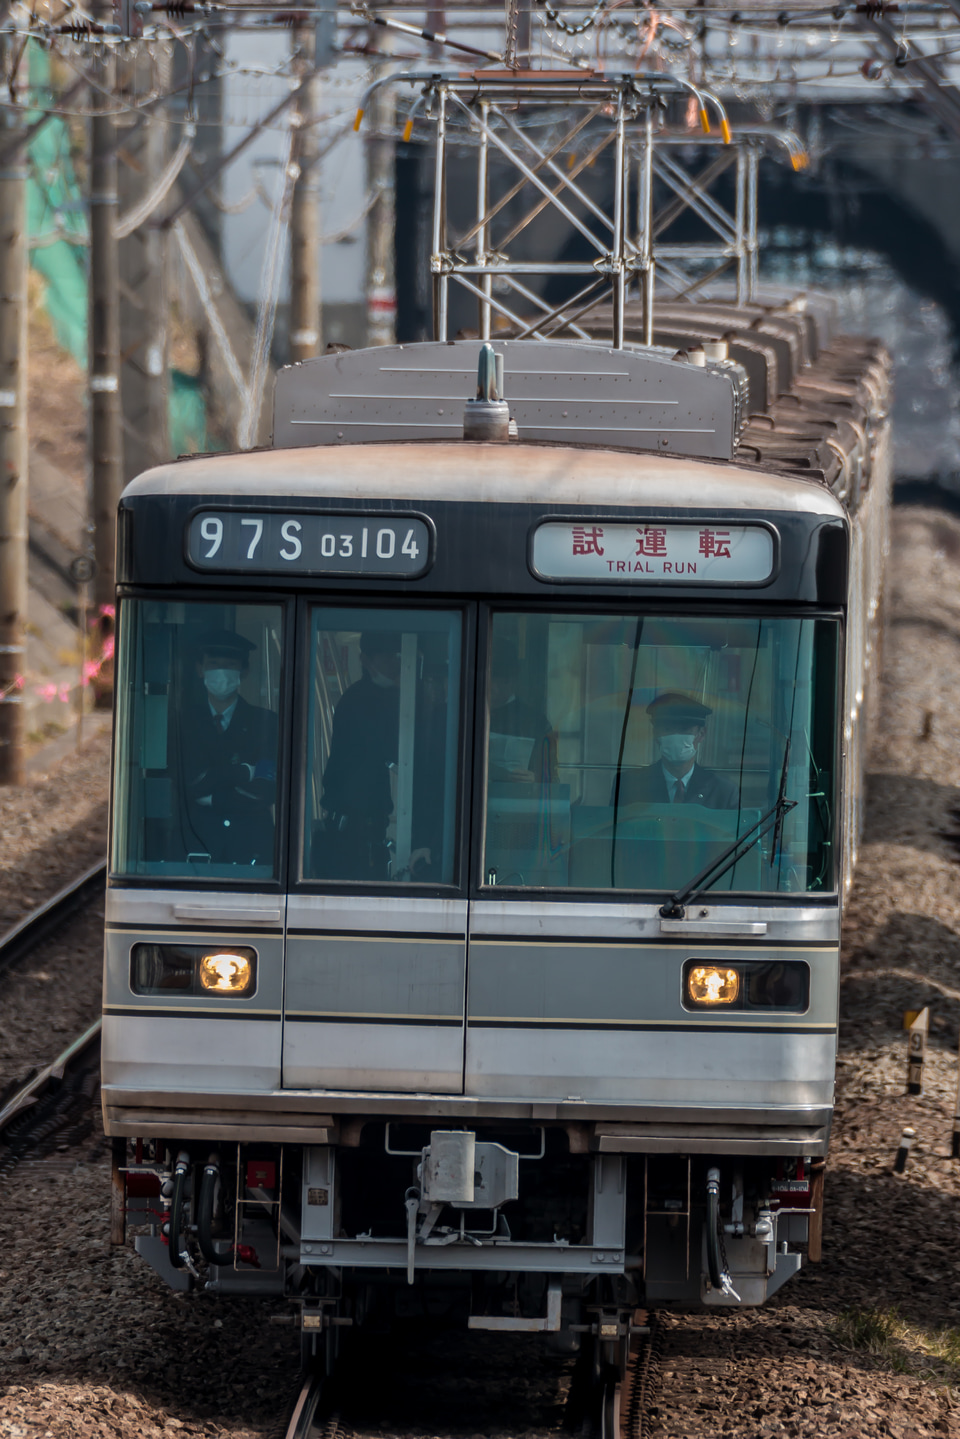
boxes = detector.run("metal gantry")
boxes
[417,73,789,349]
[429,75,656,349]
[649,135,760,310]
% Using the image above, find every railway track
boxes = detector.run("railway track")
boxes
[280,1370,328,1439]
[0,860,106,1177]
[0,859,106,978]
[612,1314,663,1439]
[276,1315,664,1439]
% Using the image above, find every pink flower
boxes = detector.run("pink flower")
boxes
[36,683,58,703]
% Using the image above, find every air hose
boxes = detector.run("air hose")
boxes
[197,1152,260,1269]
[197,1153,227,1265]
[168,1151,191,1268]
[705,1166,724,1291]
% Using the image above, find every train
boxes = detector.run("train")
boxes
[101,267,890,1390]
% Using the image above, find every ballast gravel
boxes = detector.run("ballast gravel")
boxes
[3,506,960,1437]
[0,729,110,1092]
[0,728,110,931]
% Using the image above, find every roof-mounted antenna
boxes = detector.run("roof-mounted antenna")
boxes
[463,344,511,443]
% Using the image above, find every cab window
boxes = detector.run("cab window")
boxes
[302,608,462,885]
[112,600,284,880]
[482,612,838,894]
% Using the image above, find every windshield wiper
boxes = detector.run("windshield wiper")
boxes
[769,737,791,867]
[661,734,795,920]
[658,792,797,921]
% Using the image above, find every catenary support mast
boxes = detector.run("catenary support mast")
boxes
[290,23,322,363]
[90,9,123,612]
[0,45,28,784]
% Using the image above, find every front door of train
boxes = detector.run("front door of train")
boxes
[282,604,471,1093]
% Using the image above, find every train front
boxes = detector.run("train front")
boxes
[101,337,880,1365]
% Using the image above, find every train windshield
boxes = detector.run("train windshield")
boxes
[302,608,462,884]
[482,613,838,895]
[112,601,284,879]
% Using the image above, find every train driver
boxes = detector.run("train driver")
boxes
[616,691,738,809]
[179,629,279,865]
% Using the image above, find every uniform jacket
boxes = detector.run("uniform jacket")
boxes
[318,674,449,880]
[615,761,739,810]
[180,695,278,863]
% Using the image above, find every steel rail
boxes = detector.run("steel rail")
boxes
[0,1019,102,1135]
[0,858,106,979]
[0,861,106,1165]
[283,1369,327,1439]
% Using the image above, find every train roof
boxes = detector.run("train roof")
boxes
[124,294,888,518]
[123,439,848,520]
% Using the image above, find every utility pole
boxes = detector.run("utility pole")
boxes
[365,40,397,347]
[0,44,28,784]
[89,10,123,615]
[289,24,322,364]
[117,47,169,481]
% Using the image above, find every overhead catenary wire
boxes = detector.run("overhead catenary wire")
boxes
[238,114,296,449]
[173,215,249,403]
[114,124,191,235]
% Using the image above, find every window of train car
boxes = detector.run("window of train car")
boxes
[112,601,284,880]
[482,613,839,895]
[302,609,462,884]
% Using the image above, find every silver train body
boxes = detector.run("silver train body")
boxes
[103,294,890,1351]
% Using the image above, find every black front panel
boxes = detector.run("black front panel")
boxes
[120,491,847,608]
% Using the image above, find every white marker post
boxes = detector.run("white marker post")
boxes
[904,1007,930,1096]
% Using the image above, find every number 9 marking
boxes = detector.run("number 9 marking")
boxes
[200,517,223,559]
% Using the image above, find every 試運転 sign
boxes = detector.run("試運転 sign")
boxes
[531,522,776,585]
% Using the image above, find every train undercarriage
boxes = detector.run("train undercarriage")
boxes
[114,1120,821,1368]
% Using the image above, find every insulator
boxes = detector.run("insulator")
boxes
[57,20,97,38]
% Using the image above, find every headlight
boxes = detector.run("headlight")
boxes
[682,959,809,1012]
[686,965,740,1006]
[131,943,257,997]
[199,952,254,994]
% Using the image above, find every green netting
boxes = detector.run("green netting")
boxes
[27,46,88,365]
[26,44,211,456]
[170,368,211,456]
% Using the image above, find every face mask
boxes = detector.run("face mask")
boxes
[658,733,697,764]
[368,667,396,689]
[204,668,241,698]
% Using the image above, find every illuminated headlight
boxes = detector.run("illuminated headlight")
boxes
[131,943,257,997]
[686,965,740,1006]
[682,959,810,1012]
[199,952,254,994]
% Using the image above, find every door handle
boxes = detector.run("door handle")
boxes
[172,904,282,925]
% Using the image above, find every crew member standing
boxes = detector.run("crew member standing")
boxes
[180,629,279,865]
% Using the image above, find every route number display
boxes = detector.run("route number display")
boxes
[187,512,432,578]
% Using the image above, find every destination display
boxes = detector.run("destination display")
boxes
[186,511,432,578]
[531,521,776,584]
